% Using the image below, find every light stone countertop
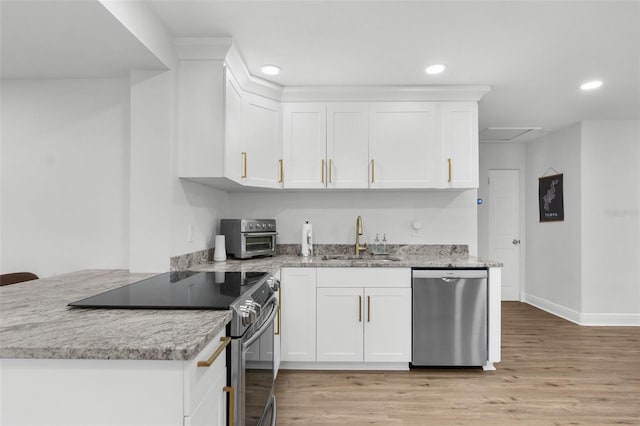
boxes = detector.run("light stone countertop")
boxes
[189,252,502,273]
[0,270,232,361]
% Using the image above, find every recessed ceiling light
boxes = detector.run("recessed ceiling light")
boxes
[580,80,603,90]
[425,64,446,75]
[261,65,281,76]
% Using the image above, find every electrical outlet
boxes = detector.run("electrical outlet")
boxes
[187,224,193,242]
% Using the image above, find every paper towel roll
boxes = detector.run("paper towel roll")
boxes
[213,235,227,262]
[301,221,313,257]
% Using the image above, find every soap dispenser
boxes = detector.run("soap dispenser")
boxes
[374,234,380,255]
[382,233,388,255]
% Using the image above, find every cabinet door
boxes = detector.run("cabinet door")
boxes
[224,68,243,182]
[242,93,283,188]
[280,268,317,362]
[326,103,369,189]
[283,103,327,189]
[439,102,479,188]
[316,287,364,362]
[185,367,227,426]
[364,287,411,362]
[369,102,438,188]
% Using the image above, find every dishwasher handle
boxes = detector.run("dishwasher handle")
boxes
[412,269,487,280]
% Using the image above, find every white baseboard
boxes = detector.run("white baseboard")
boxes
[524,293,582,324]
[580,313,640,326]
[280,361,409,371]
[524,293,640,326]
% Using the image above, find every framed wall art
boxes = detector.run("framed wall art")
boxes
[539,173,564,222]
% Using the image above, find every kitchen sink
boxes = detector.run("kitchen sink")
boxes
[320,255,401,262]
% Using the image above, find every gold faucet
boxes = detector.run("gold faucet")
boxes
[355,216,367,256]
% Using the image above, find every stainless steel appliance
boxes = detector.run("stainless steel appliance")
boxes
[69,271,280,426]
[412,269,487,366]
[228,274,279,426]
[220,219,277,259]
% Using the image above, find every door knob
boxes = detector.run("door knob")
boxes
[512,239,521,245]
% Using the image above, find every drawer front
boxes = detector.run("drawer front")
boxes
[317,267,411,288]
[183,329,228,417]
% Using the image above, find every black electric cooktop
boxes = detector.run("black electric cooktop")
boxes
[68,271,269,310]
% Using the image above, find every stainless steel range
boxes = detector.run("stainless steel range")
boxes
[69,270,280,426]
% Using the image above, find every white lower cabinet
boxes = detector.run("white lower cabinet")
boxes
[316,286,411,363]
[280,267,411,369]
[317,287,364,362]
[280,268,317,362]
[0,330,229,426]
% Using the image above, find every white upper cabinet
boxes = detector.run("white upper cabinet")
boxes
[368,102,439,188]
[282,103,327,189]
[224,68,243,183]
[439,102,479,188]
[326,103,370,189]
[241,92,283,188]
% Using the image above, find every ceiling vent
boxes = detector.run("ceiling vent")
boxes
[479,127,542,142]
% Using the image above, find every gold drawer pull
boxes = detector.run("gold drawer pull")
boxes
[367,295,371,322]
[371,159,375,183]
[224,386,235,426]
[197,336,231,367]
[448,158,452,183]
[241,152,247,178]
[358,295,362,322]
[321,159,325,183]
[279,159,284,183]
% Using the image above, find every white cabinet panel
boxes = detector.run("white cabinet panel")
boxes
[364,288,412,362]
[283,103,327,188]
[439,102,478,188]
[317,287,364,362]
[178,60,226,179]
[224,68,243,182]
[317,267,411,288]
[326,103,370,189]
[241,93,282,188]
[369,102,438,188]
[280,268,317,362]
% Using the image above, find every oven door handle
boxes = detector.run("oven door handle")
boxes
[241,298,278,349]
[243,232,278,237]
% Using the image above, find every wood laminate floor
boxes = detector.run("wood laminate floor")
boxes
[274,302,640,425]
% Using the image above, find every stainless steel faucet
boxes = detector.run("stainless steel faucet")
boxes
[355,216,367,256]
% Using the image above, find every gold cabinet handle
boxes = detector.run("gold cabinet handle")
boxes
[367,295,371,322]
[321,159,325,183]
[241,152,247,178]
[224,386,234,426]
[197,336,231,367]
[371,159,375,184]
[358,295,362,322]
[278,159,284,183]
[329,159,333,184]
[448,158,452,183]
[275,288,281,335]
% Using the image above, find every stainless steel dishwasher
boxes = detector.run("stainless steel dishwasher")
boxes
[412,269,488,366]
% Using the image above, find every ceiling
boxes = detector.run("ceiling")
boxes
[0,0,166,79]
[2,1,638,142]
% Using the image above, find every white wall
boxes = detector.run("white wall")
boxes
[525,123,583,316]
[227,190,479,254]
[581,121,640,321]
[0,79,130,278]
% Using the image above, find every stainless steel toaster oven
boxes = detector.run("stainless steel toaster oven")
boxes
[220,219,277,259]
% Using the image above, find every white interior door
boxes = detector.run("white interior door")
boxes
[489,169,521,301]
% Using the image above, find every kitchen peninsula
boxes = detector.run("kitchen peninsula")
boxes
[1,247,501,425]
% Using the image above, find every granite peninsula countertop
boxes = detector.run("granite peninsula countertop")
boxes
[0,270,232,361]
